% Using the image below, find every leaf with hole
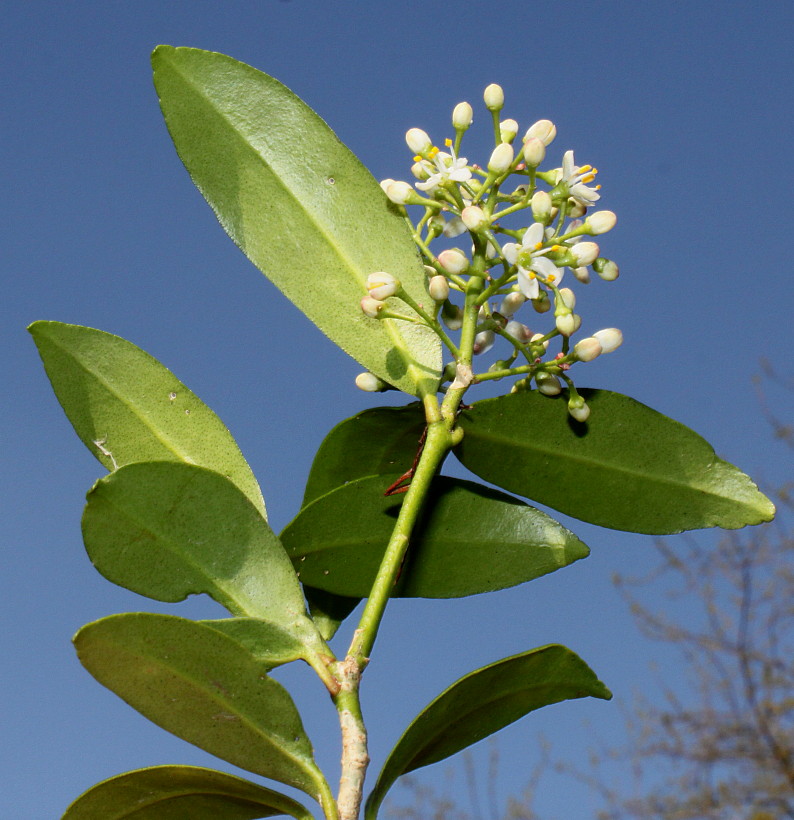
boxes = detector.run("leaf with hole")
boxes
[364,644,611,818]
[29,320,265,518]
[282,475,589,598]
[74,614,329,801]
[62,765,314,820]
[455,389,775,534]
[152,45,441,396]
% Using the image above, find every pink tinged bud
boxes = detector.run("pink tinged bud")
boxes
[437,248,469,275]
[499,291,526,316]
[524,119,557,146]
[355,372,387,392]
[488,142,514,174]
[428,275,450,302]
[536,373,562,395]
[596,259,619,281]
[366,271,400,300]
[522,137,546,167]
[530,190,552,222]
[406,128,432,155]
[558,287,576,310]
[499,118,519,143]
[572,266,591,284]
[505,320,532,342]
[568,400,590,422]
[571,241,600,267]
[573,336,603,362]
[587,210,617,235]
[593,327,623,353]
[361,296,383,318]
[473,330,495,355]
[556,312,581,336]
[483,83,504,111]
[385,181,415,205]
[452,101,474,130]
[411,161,430,180]
[461,204,488,232]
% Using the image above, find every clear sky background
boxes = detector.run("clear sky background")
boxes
[3,2,793,818]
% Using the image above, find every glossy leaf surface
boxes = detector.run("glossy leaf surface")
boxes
[63,765,313,820]
[82,462,319,650]
[455,389,775,534]
[283,475,589,598]
[365,644,611,817]
[152,45,441,396]
[301,403,424,638]
[302,404,426,506]
[74,614,326,798]
[29,321,265,518]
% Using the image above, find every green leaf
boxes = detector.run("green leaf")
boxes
[152,45,441,397]
[282,475,589,598]
[300,403,424,638]
[74,614,328,800]
[364,645,611,818]
[199,618,311,670]
[29,321,265,518]
[302,404,426,506]
[455,389,775,534]
[81,462,318,648]
[63,765,314,820]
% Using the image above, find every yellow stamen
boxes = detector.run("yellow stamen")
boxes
[595,184,602,190]
[581,174,596,184]
[551,244,563,252]
[413,154,422,162]
[444,137,452,147]
[533,242,543,250]
[548,274,557,283]
[578,164,592,173]
[428,146,439,159]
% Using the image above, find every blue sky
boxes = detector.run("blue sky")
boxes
[3,2,792,817]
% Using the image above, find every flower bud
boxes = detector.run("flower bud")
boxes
[573,336,602,362]
[361,296,383,318]
[505,320,532,342]
[385,180,416,205]
[442,216,466,238]
[499,118,519,143]
[437,248,469,275]
[442,301,464,330]
[355,372,388,392]
[594,258,619,281]
[558,287,576,310]
[483,83,504,111]
[405,128,432,155]
[593,327,623,353]
[379,178,395,193]
[461,204,488,232]
[428,275,450,302]
[586,210,617,235]
[488,142,514,174]
[571,241,600,267]
[366,271,400,300]
[532,291,551,313]
[530,332,550,350]
[411,161,430,180]
[536,373,562,395]
[522,137,546,167]
[499,291,526,317]
[568,398,590,422]
[452,101,473,130]
[572,266,591,284]
[524,119,557,146]
[556,312,581,336]
[530,190,552,222]
[473,330,495,355]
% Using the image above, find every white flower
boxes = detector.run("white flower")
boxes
[561,150,601,206]
[366,272,400,300]
[502,222,563,299]
[415,146,472,192]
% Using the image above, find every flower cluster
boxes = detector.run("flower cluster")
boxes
[359,84,623,422]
